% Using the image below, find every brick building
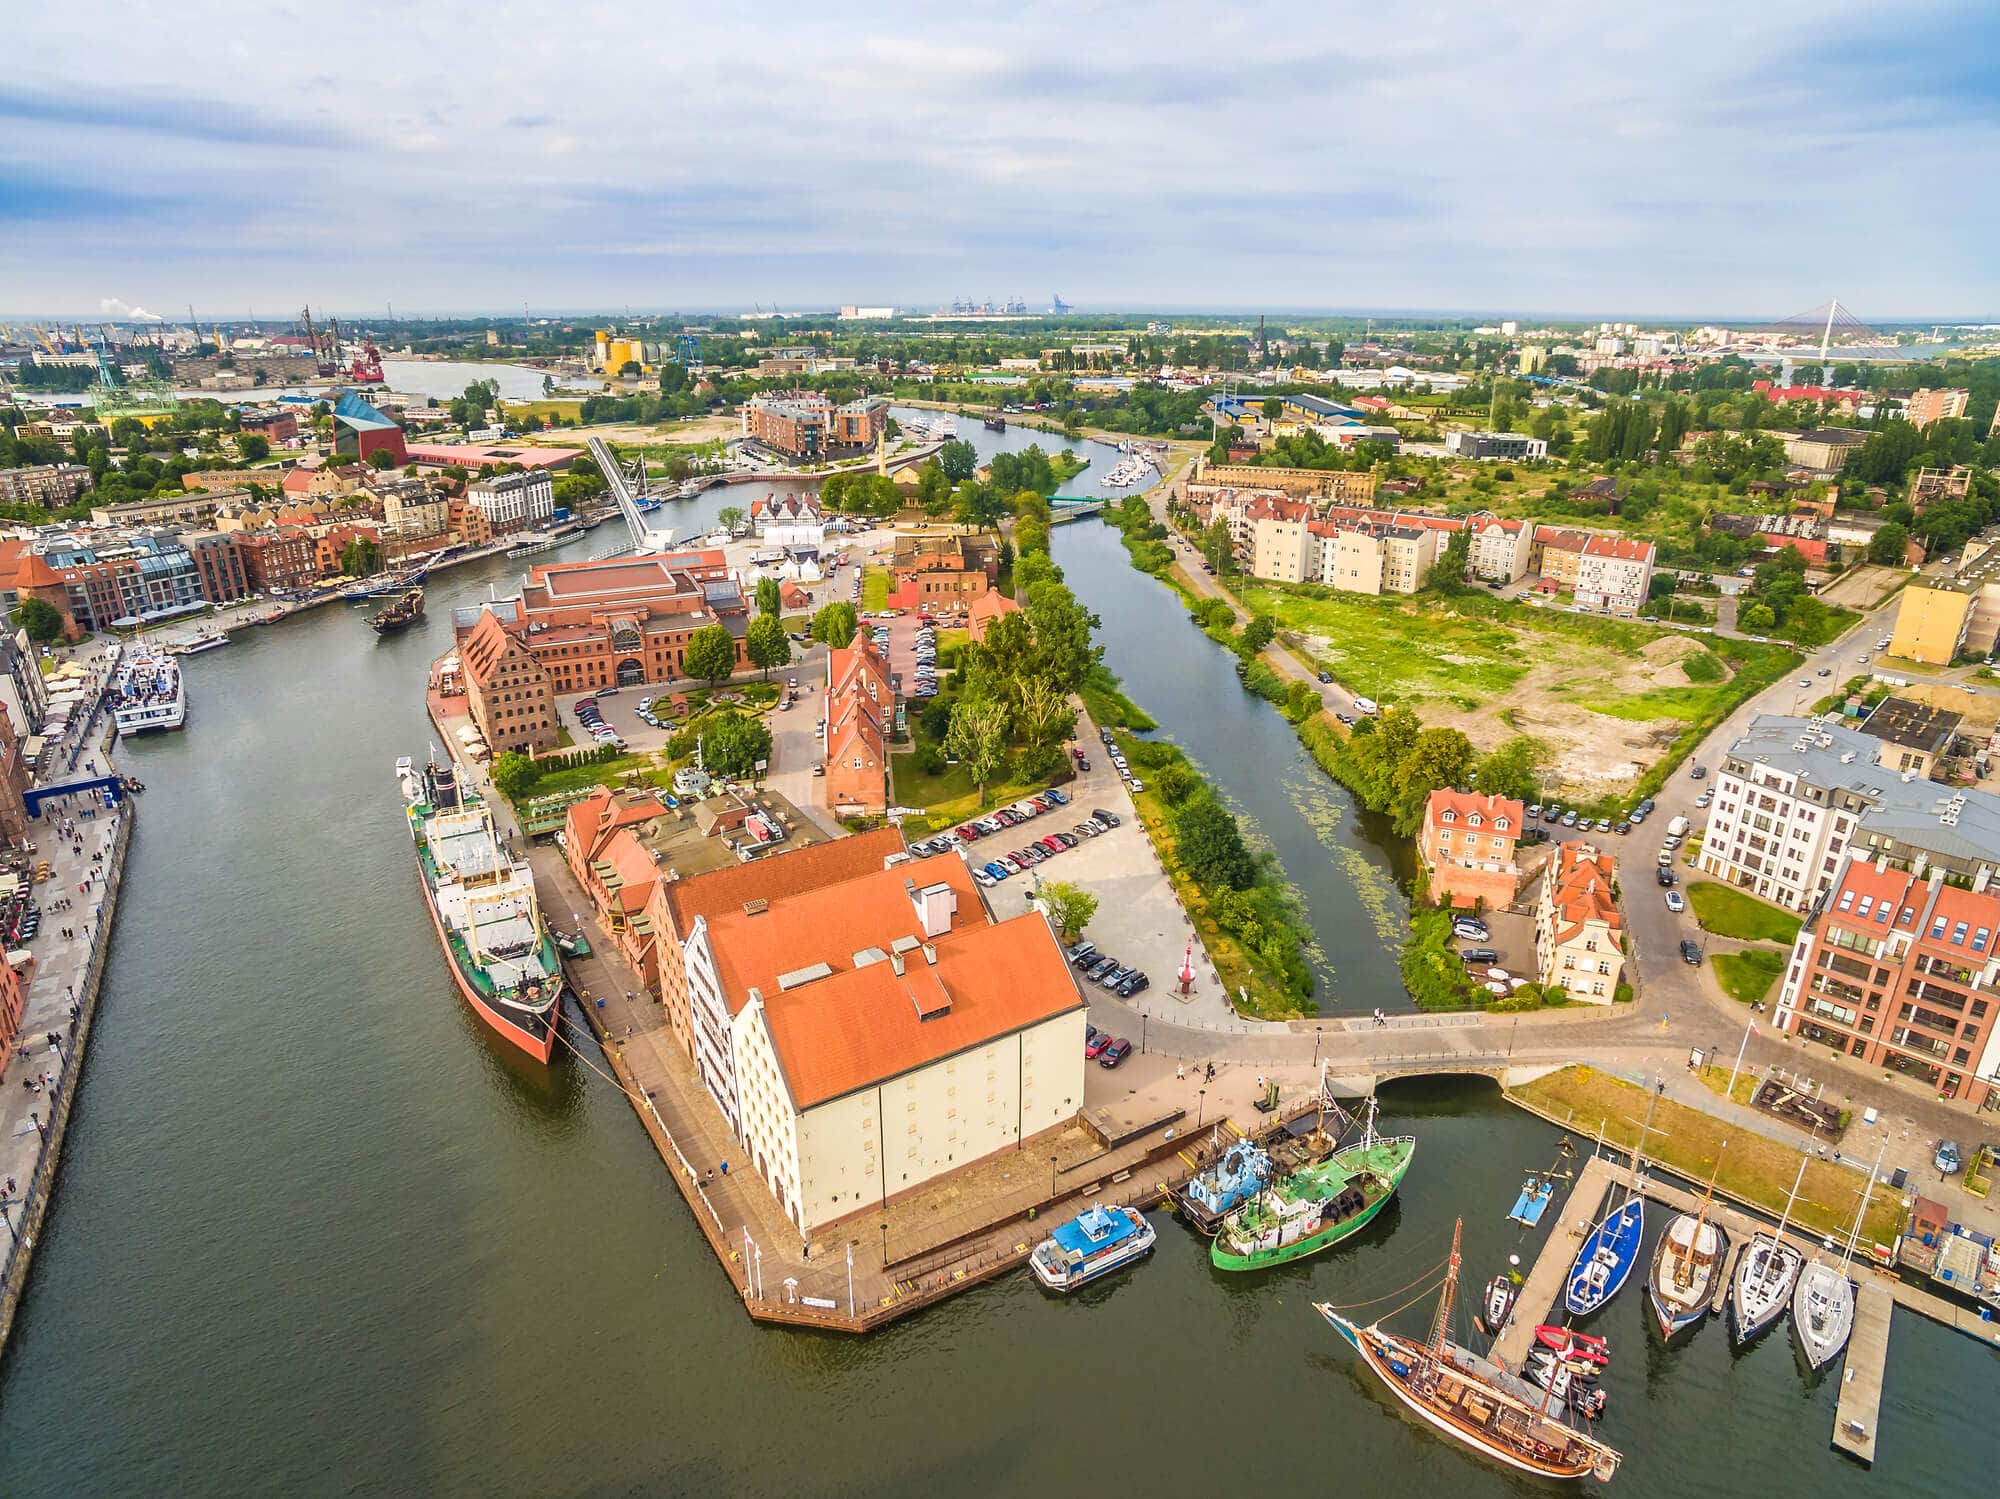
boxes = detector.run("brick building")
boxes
[0,463,91,509]
[460,606,559,755]
[824,638,893,816]
[1775,856,2000,1107]
[888,533,1001,605]
[185,531,252,604]
[236,528,320,594]
[741,391,889,460]
[1418,790,1523,909]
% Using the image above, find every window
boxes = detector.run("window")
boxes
[1952,922,1970,946]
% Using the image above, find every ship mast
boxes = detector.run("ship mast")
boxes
[1428,1218,1462,1358]
[1837,1139,1888,1271]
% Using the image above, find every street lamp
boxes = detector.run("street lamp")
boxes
[1197,1087,1207,1129]
[880,1221,888,1267]
[1141,1014,1148,1054]
[1049,1154,1059,1198]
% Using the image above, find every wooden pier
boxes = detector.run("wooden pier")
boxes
[1833,1285,1891,1466]
[1491,1155,1615,1366]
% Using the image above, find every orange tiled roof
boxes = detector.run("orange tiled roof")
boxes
[756,906,1083,1108]
[1425,789,1523,830]
[661,827,907,940]
[1548,843,1622,945]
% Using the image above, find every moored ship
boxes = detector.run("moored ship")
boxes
[1029,1203,1155,1292]
[370,586,425,634]
[397,755,564,1063]
[1210,1099,1414,1271]
[113,645,187,735]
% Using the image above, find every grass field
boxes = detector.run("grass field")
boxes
[861,567,890,612]
[1712,947,1788,1006]
[1687,881,1803,943]
[1511,1066,1901,1246]
[1235,583,1531,703]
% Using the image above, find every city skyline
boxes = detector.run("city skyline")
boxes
[6,2,1999,319]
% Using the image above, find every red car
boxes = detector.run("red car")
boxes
[1099,1038,1133,1067]
[1039,835,1064,854]
[1084,1032,1114,1059]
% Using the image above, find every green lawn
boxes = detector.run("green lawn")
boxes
[861,566,890,612]
[1235,583,1531,704]
[1687,881,1803,943]
[1713,948,1788,1007]
[512,752,652,801]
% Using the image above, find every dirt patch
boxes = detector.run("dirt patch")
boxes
[1417,665,1681,796]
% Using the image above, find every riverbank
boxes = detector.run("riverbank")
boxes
[0,770,132,1362]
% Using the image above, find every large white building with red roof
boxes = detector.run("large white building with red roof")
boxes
[649,830,1087,1230]
[1534,842,1626,1002]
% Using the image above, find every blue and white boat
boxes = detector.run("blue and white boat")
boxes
[1030,1204,1156,1293]
[1566,1196,1644,1316]
[1176,1137,1273,1233]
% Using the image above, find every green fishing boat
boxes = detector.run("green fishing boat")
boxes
[1210,1099,1415,1272]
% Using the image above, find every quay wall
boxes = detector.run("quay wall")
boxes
[0,806,133,1359]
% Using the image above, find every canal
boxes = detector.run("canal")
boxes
[0,502,1994,1496]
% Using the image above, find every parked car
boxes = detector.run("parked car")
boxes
[1099,1038,1133,1067]
[1071,945,1103,968]
[1084,1032,1114,1060]
[1656,866,1678,887]
[983,862,1009,881]
[1614,821,1631,835]
[1460,947,1499,965]
[1085,956,1120,981]
[1116,970,1150,998]
[1665,890,1686,913]
[1453,920,1489,941]
[1679,939,1702,965]
[1526,803,1542,818]
[1092,809,1121,827]
[1335,713,1355,726]
[1543,806,1562,823]
[1561,811,1578,827]
[1317,671,1334,684]
[1937,1140,1963,1175]
[1097,965,1134,990]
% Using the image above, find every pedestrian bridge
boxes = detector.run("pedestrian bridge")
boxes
[25,776,125,818]
[587,436,677,554]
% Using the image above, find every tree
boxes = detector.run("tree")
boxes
[937,438,978,481]
[1738,602,1777,634]
[618,361,641,379]
[490,752,541,802]
[745,613,790,677]
[1240,613,1276,654]
[1024,583,1101,690]
[1200,517,1237,574]
[754,576,782,617]
[367,448,396,470]
[916,458,952,517]
[11,596,63,643]
[237,434,270,462]
[1427,527,1470,594]
[716,504,748,533]
[952,480,1006,531]
[684,623,737,685]
[810,600,858,650]
[700,711,773,776]
[1037,881,1099,943]
[944,691,1011,804]
[339,537,383,576]
[1262,397,1284,422]
[1171,794,1256,891]
[1476,735,1552,803]
[1866,521,1910,565]
[1014,674,1075,746]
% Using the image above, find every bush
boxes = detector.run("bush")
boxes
[1152,763,1199,805]
[1012,741,1067,784]
[918,699,952,739]
[912,742,945,775]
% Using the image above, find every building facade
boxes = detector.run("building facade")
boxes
[1419,790,1523,909]
[0,463,91,509]
[1534,842,1625,1002]
[465,470,555,538]
[1444,431,1549,462]
[1906,389,1971,428]
[825,639,893,816]
[741,391,889,460]
[1465,513,1533,582]
[1774,856,2000,1108]
[460,607,559,755]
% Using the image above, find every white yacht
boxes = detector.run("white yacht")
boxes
[113,646,186,735]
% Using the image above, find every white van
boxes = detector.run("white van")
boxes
[1353,697,1379,715]
[1666,814,1691,839]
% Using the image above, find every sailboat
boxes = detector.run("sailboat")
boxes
[1315,1221,1623,1484]
[1647,1146,1729,1340]
[1791,1139,1884,1372]
[1566,1095,1660,1317]
[1731,1152,1808,1344]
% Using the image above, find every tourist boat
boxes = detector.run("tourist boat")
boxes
[1791,1140,1883,1370]
[507,522,583,558]
[397,754,564,1064]
[1647,1155,1728,1340]
[1315,1222,1623,1484]
[1029,1203,1156,1292]
[170,631,230,656]
[1211,1099,1414,1271]
[1176,1135,1274,1234]
[1731,1154,1808,1345]
[113,645,187,735]
[370,587,426,635]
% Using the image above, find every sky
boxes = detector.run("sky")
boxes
[5,1,1998,322]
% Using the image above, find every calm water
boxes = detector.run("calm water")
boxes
[0,495,1995,1496]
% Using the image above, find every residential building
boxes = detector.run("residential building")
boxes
[12,529,208,637]
[652,838,1086,1232]
[1783,428,1866,475]
[748,494,824,532]
[0,463,91,509]
[0,702,28,848]
[741,391,889,460]
[1534,843,1625,1003]
[330,390,408,466]
[90,489,235,528]
[184,530,252,605]
[1572,535,1657,615]
[1773,856,2000,1107]
[1696,715,2000,910]
[460,606,559,755]
[1190,463,1380,505]
[1444,430,1548,462]
[0,628,49,736]
[235,528,320,594]
[373,478,450,541]
[1888,533,2000,665]
[1859,698,1961,781]
[1418,790,1523,909]
[1905,389,1971,428]
[965,588,1021,642]
[1327,521,1434,595]
[825,638,893,816]
[1248,504,1457,594]
[237,408,300,444]
[563,789,673,986]
[453,549,746,696]
[1464,513,1533,583]
[465,469,555,538]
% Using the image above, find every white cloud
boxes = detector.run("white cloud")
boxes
[99,297,161,321]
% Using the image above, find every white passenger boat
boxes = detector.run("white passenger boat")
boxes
[1029,1203,1155,1292]
[113,646,186,735]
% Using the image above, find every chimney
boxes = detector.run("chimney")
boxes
[908,879,957,939]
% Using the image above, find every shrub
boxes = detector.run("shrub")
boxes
[1012,741,1067,784]
[1151,763,1199,805]
[913,743,945,775]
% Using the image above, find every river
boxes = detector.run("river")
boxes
[0,485,1994,1496]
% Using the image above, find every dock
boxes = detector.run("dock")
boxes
[1492,1154,1614,1366]
[1833,1285,1891,1465]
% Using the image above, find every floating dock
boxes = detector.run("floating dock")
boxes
[1833,1285,1891,1466]
[1492,1154,1613,1366]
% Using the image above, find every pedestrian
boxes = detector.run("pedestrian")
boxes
[1176,1061,1186,1081]
[720,1160,729,1177]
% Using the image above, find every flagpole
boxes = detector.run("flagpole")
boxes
[1726,1013,1758,1102]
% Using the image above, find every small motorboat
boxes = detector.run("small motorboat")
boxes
[1479,1273,1519,1335]
[1534,1324,1609,1364]
[1525,1348,1608,1422]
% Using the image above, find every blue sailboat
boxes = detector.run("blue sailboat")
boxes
[1565,1097,1659,1317]
[1507,1137,1573,1227]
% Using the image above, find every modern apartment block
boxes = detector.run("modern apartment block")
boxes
[1444,430,1548,462]
[1696,715,2000,911]
[465,469,555,538]
[0,463,91,509]
[1774,855,2000,1107]
[1888,529,2000,665]
[1905,388,1971,428]
[741,390,889,460]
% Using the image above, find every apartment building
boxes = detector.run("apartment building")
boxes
[1419,790,1523,909]
[1697,715,2000,911]
[465,469,555,539]
[369,478,451,541]
[741,390,889,460]
[12,529,209,637]
[1533,527,1656,615]
[1444,430,1548,462]
[1328,522,1434,595]
[1534,842,1625,1002]
[562,789,672,988]
[1888,531,2000,665]
[1905,388,1971,428]
[235,528,320,594]
[1465,512,1533,583]
[1774,856,2000,1107]
[0,463,91,509]
[1189,463,1381,505]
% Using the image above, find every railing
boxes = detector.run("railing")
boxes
[0,808,131,1311]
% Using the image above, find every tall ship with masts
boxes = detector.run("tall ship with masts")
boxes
[397,754,564,1062]
[1316,1221,1623,1483]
